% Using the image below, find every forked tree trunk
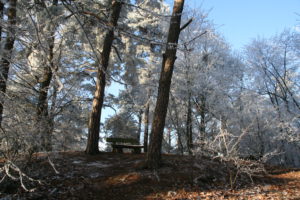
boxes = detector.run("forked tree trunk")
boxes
[36,0,58,151]
[37,33,55,151]
[35,2,58,112]
[85,0,122,155]
[0,0,17,125]
[147,0,185,169]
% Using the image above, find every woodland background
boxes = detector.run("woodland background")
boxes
[0,0,299,170]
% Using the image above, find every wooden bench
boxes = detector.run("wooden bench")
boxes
[106,137,144,154]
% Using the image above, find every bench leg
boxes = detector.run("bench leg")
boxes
[133,148,141,154]
[117,148,123,153]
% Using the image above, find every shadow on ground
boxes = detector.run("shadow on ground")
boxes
[1,151,300,199]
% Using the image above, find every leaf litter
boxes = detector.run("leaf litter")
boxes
[0,151,299,200]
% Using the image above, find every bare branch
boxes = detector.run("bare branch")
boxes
[180,18,193,31]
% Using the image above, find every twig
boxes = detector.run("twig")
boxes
[48,155,60,175]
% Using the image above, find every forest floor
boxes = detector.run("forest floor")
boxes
[1,151,300,200]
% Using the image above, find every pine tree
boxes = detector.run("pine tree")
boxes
[147,0,185,169]
[85,0,122,154]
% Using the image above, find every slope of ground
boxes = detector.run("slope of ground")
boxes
[1,151,300,200]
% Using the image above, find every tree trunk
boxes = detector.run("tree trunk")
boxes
[137,110,143,143]
[167,127,172,153]
[147,0,185,169]
[37,62,53,151]
[143,89,151,152]
[0,1,4,123]
[0,0,17,125]
[36,0,58,151]
[0,1,4,41]
[255,115,264,159]
[170,96,184,154]
[85,0,122,155]
[48,84,58,149]
[194,95,206,150]
[177,131,184,154]
[183,42,193,155]
[199,95,206,144]
[186,93,193,154]
[220,116,228,155]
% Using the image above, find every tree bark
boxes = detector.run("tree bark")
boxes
[177,131,184,154]
[0,1,4,121]
[143,90,151,152]
[0,1,4,41]
[0,0,17,125]
[186,92,193,154]
[147,0,185,169]
[170,96,184,154]
[255,115,264,159]
[85,0,122,155]
[220,116,228,155]
[36,0,58,151]
[137,110,143,143]
[199,95,206,144]
[167,127,172,153]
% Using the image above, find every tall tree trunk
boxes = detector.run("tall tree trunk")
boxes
[137,110,143,143]
[167,127,172,153]
[48,84,58,147]
[147,0,185,169]
[0,0,17,125]
[143,89,151,152]
[255,114,264,159]
[186,92,193,154]
[170,96,184,154]
[0,1,4,121]
[220,116,228,155]
[36,0,58,151]
[237,80,244,152]
[194,95,206,150]
[85,0,122,155]
[199,95,206,144]
[177,131,184,154]
[0,1,4,41]
[183,42,193,155]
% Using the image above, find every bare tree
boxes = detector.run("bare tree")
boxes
[147,0,186,169]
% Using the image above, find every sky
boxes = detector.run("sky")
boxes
[183,0,299,51]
